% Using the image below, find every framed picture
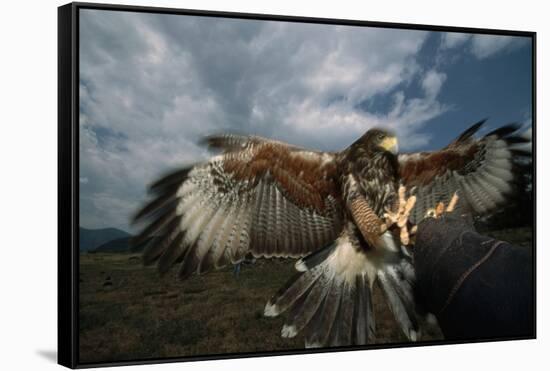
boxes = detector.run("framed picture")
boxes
[58,2,536,368]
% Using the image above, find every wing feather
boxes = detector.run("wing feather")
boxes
[133,137,344,278]
[399,121,531,223]
[141,216,181,266]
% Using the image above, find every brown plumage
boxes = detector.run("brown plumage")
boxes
[133,120,530,347]
[399,120,530,222]
[222,142,340,212]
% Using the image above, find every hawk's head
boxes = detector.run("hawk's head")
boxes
[350,128,399,157]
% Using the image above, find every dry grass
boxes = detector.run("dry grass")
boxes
[484,227,533,247]
[78,226,532,364]
[79,252,443,364]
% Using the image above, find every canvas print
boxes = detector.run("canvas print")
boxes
[77,7,534,365]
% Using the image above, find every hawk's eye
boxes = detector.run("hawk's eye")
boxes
[377,133,385,141]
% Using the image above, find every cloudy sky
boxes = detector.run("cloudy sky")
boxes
[79,9,532,232]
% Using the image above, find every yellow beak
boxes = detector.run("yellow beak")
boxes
[380,136,399,155]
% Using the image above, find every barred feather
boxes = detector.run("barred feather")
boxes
[377,263,420,341]
[132,138,343,279]
[400,121,531,223]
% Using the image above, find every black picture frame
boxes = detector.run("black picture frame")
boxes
[58,2,536,368]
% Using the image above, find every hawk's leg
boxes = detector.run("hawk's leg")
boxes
[348,196,388,249]
[405,192,460,246]
[383,185,416,245]
[345,173,392,249]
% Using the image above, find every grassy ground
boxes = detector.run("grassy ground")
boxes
[79,226,532,364]
[79,255,428,364]
[483,227,533,247]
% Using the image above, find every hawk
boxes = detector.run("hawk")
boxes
[132,119,530,347]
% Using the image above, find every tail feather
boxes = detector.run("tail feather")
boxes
[281,267,331,337]
[264,265,324,317]
[266,224,422,347]
[328,281,355,346]
[301,294,328,346]
[377,262,420,341]
[295,242,338,272]
[306,278,342,347]
[353,274,375,344]
[266,228,378,347]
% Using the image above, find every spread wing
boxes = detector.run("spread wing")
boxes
[132,134,344,279]
[398,120,531,223]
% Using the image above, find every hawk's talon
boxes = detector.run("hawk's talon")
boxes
[384,185,416,245]
[425,192,459,219]
[447,192,459,212]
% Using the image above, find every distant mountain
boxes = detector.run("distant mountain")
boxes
[79,227,131,252]
[93,236,152,253]
[93,237,132,253]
